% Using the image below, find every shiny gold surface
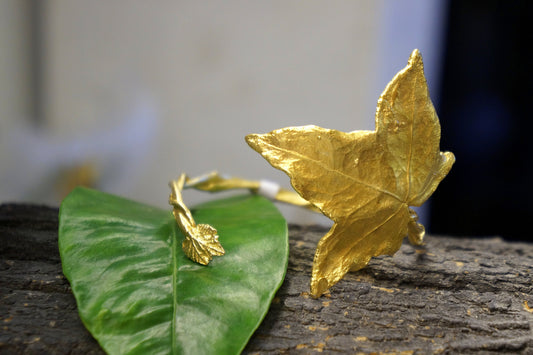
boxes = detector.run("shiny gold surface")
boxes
[169,174,225,265]
[185,171,320,212]
[169,171,318,265]
[246,49,455,297]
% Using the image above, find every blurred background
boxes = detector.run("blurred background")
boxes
[0,1,530,240]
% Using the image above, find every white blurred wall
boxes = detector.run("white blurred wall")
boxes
[1,0,446,225]
[0,1,31,163]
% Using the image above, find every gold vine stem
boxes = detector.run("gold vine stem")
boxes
[169,171,320,265]
[184,171,320,213]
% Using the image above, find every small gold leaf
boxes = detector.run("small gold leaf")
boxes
[246,49,454,297]
[182,224,225,265]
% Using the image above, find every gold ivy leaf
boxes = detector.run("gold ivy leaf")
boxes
[181,223,225,266]
[246,49,455,297]
[169,174,225,265]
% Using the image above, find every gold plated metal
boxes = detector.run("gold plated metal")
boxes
[246,49,455,297]
[185,171,320,213]
[169,174,225,265]
[169,172,319,265]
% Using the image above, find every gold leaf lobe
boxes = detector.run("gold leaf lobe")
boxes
[182,224,224,265]
[246,49,455,297]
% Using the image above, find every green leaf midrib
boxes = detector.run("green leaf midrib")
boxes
[171,223,179,355]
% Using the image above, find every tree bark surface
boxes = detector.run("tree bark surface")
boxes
[1,204,532,354]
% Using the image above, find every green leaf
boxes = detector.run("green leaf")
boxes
[58,187,288,355]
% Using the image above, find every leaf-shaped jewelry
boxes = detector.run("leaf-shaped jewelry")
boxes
[59,187,288,354]
[169,174,225,265]
[246,49,455,297]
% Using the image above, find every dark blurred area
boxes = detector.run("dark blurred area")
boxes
[430,0,533,241]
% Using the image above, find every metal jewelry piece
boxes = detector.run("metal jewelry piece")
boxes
[169,174,225,265]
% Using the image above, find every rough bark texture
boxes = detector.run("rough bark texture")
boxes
[1,204,532,354]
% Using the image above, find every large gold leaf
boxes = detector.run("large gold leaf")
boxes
[246,49,455,297]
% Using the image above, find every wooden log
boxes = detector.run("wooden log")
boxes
[1,204,532,354]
